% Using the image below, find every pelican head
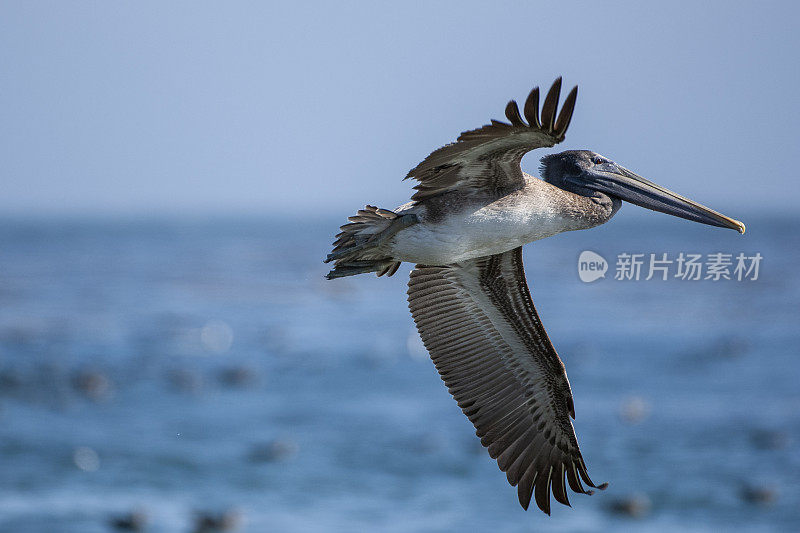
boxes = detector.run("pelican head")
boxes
[540,150,745,233]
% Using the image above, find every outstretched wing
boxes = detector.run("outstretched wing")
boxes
[405,78,577,202]
[407,247,606,514]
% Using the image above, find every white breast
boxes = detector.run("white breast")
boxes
[390,188,574,264]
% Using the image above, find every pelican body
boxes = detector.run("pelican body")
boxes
[389,179,610,265]
[324,79,744,514]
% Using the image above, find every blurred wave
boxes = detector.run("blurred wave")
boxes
[0,214,797,532]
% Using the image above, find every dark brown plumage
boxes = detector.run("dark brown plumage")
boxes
[408,248,606,513]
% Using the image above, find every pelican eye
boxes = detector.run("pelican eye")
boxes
[593,157,605,165]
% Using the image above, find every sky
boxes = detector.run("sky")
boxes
[0,1,798,217]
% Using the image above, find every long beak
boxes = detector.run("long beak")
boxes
[588,165,746,234]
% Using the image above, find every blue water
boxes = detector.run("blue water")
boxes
[0,214,798,532]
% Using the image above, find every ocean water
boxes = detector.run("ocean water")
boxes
[0,213,798,532]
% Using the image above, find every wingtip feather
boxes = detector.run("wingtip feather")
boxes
[554,85,578,139]
[540,77,563,132]
[523,86,541,128]
[504,100,526,127]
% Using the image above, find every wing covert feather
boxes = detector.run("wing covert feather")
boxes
[405,79,578,202]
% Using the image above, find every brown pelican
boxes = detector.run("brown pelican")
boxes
[324,78,745,514]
